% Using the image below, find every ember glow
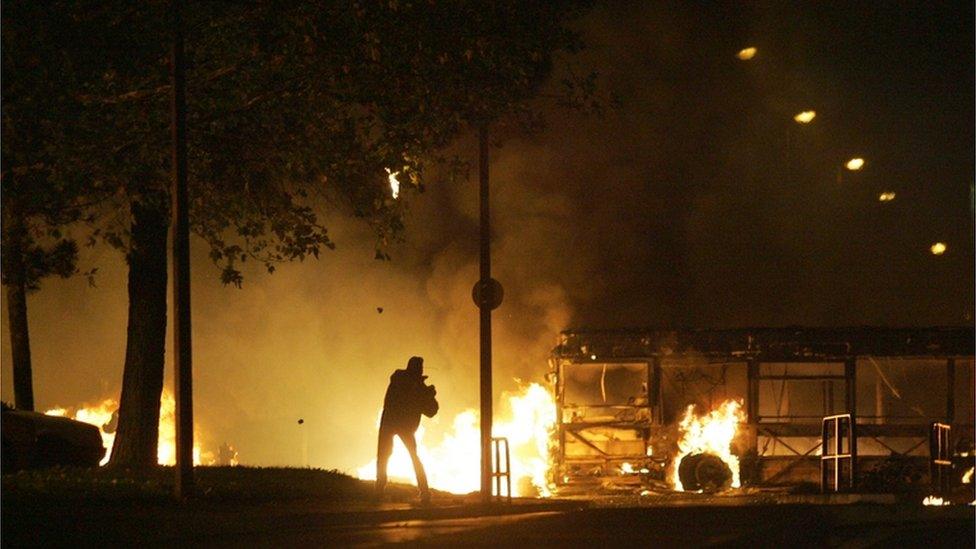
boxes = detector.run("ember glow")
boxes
[922,495,949,506]
[793,110,816,124]
[357,381,556,497]
[670,399,745,491]
[930,242,947,255]
[962,466,973,484]
[45,389,211,466]
[878,191,896,202]
[845,157,865,171]
[736,47,757,60]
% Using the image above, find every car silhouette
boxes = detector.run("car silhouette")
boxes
[2,403,104,472]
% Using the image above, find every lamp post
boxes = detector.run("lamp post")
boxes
[478,124,493,504]
[471,125,504,503]
[171,0,194,499]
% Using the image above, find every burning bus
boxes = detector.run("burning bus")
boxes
[548,327,974,494]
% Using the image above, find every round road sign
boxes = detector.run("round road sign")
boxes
[472,278,503,310]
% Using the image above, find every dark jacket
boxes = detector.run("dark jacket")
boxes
[380,369,439,432]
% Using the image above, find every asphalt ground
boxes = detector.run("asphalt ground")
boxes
[4,494,973,547]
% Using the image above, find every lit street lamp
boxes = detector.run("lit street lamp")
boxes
[837,157,866,184]
[793,110,816,124]
[736,47,757,61]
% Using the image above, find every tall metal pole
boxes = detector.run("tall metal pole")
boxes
[171,0,194,499]
[478,125,493,504]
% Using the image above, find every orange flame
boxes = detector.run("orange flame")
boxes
[357,381,556,497]
[45,389,214,466]
[386,168,401,199]
[670,399,745,491]
[922,495,949,506]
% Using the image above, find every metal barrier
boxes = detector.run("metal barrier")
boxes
[491,437,512,503]
[929,422,952,494]
[821,413,856,492]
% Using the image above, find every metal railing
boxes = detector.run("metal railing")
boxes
[929,422,952,494]
[491,437,512,503]
[821,413,856,492]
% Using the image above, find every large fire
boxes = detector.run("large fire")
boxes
[357,381,556,497]
[670,399,745,491]
[44,389,227,466]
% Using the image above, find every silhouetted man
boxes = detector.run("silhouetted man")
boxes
[375,356,438,504]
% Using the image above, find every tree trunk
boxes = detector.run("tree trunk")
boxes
[2,198,35,412]
[109,199,169,469]
[7,280,34,411]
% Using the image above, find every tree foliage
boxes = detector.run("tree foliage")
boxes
[4,1,595,283]
[2,0,596,463]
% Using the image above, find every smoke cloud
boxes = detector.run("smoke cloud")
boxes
[2,3,972,472]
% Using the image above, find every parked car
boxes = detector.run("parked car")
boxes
[2,403,104,472]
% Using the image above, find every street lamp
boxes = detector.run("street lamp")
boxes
[736,47,757,60]
[837,157,866,184]
[793,110,816,124]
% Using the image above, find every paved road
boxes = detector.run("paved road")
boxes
[414,506,974,548]
[187,504,974,547]
[6,499,973,547]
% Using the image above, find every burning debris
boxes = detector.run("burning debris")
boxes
[551,328,974,495]
[677,453,732,492]
[922,495,949,506]
[671,399,745,492]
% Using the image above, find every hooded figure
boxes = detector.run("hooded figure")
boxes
[375,356,438,504]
